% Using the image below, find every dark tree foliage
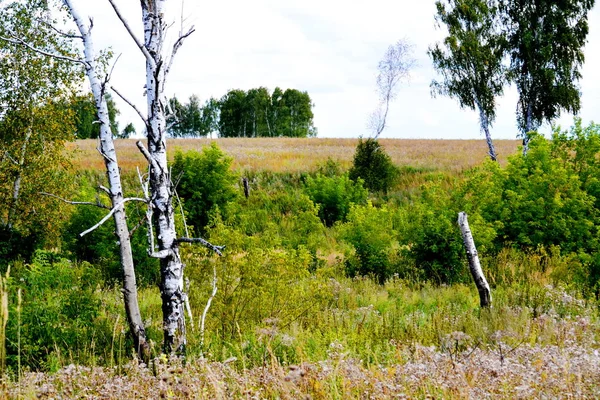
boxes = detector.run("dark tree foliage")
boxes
[218,89,248,138]
[429,0,506,161]
[172,143,238,235]
[218,87,316,138]
[349,138,398,193]
[167,95,219,137]
[500,0,595,151]
[118,122,136,139]
[69,92,120,139]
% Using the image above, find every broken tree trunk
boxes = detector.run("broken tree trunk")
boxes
[65,0,149,360]
[141,0,188,355]
[457,212,491,308]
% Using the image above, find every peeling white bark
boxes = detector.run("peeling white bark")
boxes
[64,0,149,359]
[141,0,188,355]
[458,212,491,308]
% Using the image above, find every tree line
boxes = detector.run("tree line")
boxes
[168,87,317,138]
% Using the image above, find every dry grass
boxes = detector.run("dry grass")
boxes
[67,138,521,173]
[6,332,599,399]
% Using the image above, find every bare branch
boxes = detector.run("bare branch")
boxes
[166,26,195,77]
[173,188,190,238]
[80,197,148,237]
[200,261,217,354]
[40,192,110,209]
[105,53,122,87]
[106,0,155,67]
[37,18,82,39]
[111,86,148,125]
[0,33,87,66]
[98,185,111,195]
[136,141,161,173]
[3,151,19,166]
[175,237,225,256]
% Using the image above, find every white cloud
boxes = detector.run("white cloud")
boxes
[71,0,600,139]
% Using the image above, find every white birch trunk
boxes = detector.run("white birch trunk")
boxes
[141,0,187,355]
[523,102,533,155]
[457,212,491,308]
[7,123,32,228]
[474,97,497,162]
[64,0,149,359]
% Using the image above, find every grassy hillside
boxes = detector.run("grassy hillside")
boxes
[68,138,521,173]
[4,135,600,399]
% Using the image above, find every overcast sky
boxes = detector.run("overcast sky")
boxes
[73,0,600,139]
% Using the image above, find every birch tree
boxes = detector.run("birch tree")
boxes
[93,0,221,355]
[57,0,151,359]
[429,0,505,162]
[0,0,81,251]
[500,0,595,154]
[369,40,415,139]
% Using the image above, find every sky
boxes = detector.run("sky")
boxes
[72,0,600,140]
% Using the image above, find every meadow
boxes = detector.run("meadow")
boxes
[3,135,600,399]
[68,138,520,173]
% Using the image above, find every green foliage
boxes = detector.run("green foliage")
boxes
[118,122,136,139]
[218,87,316,138]
[471,135,598,253]
[341,203,400,284]
[429,0,506,159]
[186,224,332,341]
[67,93,120,139]
[500,0,594,137]
[405,188,470,285]
[0,225,38,267]
[349,138,398,193]
[5,250,110,371]
[167,95,219,137]
[172,143,238,235]
[61,178,159,286]
[304,173,368,226]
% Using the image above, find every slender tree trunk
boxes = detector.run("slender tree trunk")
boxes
[142,0,188,355]
[523,102,533,155]
[457,212,491,308]
[65,0,149,360]
[7,123,32,228]
[475,98,497,162]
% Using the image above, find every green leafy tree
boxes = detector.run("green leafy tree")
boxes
[119,122,136,138]
[278,88,317,137]
[500,0,595,152]
[349,138,398,193]
[218,89,248,137]
[342,203,398,284]
[429,0,506,161]
[0,0,82,257]
[246,87,272,137]
[218,87,316,138]
[168,95,219,137]
[172,143,238,235]
[68,92,120,139]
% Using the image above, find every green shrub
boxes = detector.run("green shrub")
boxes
[304,174,368,226]
[341,202,400,284]
[0,225,38,267]
[6,250,111,371]
[349,138,398,193]
[62,202,159,286]
[172,143,238,235]
[465,135,598,254]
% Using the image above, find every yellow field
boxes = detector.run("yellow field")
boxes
[67,138,521,173]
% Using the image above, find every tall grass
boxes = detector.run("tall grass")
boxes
[67,138,520,173]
